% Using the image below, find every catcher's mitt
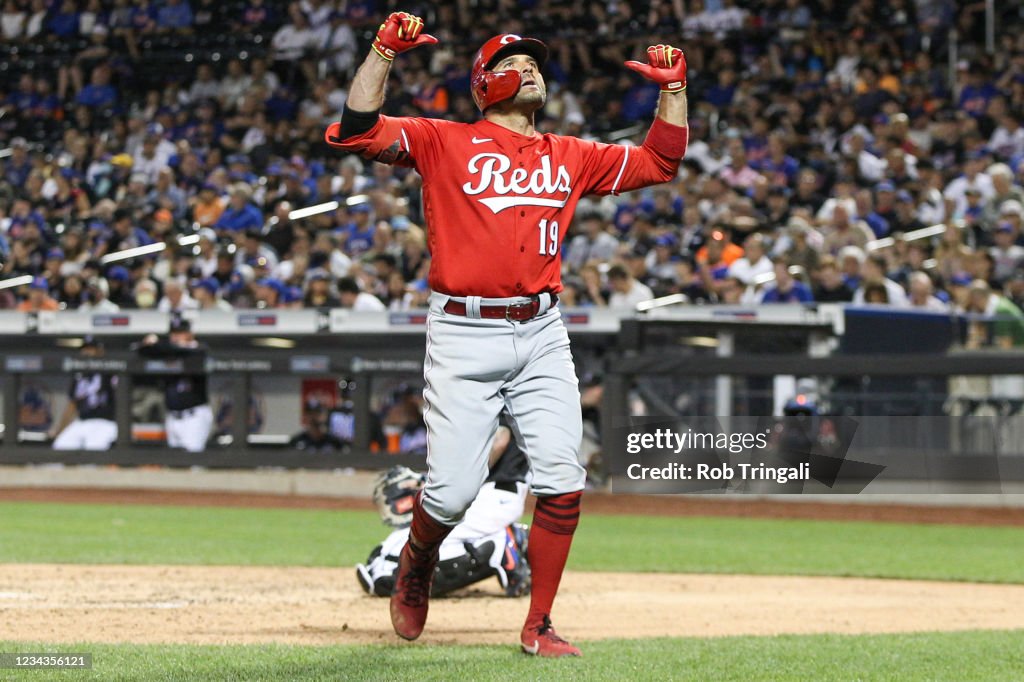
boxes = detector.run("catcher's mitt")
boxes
[372,465,425,528]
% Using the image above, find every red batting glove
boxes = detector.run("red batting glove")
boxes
[625,45,687,93]
[372,12,438,62]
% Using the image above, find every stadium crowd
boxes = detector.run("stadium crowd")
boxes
[1,0,1024,335]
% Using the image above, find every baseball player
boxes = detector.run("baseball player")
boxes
[326,13,688,657]
[50,335,118,450]
[136,317,213,452]
[357,417,532,599]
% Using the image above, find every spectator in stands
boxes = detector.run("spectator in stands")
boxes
[56,274,85,309]
[191,277,231,311]
[854,254,909,306]
[192,184,226,227]
[1,1,25,41]
[607,263,654,309]
[727,234,773,286]
[81,277,120,312]
[98,209,153,258]
[215,184,263,233]
[236,229,278,270]
[966,280,1024,348]
[719,137,760,191]
[861,281,890,304]
[890,191,926,233]
[156,0,193,32]
[271,3,317,86]
[157,278,198,312]
[131,278,156,308]
[945,152,995,218]
[23,0,47,40]
[990,222,1024,284]
[822,203,875,254]
[338,203,375,258]
[566,212,619,272]
[132,126,175,184]
[717,276,745,305]
[46,0,81,39]
[759,258,814,303]
[317,11,356,78]
[696,229,743,270]
[188,64,220,103]
[17,277,59,311]
[337,276,385,311]
[106,265,134,307]
[812,256,854,302]
[907,272,948,311]
[254,277,283,308]
[75,63,117,110]
[304,270,340,308]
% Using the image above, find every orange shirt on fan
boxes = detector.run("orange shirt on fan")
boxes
[193,198,226,227]
[695,243,744,266]
[17,297,60,312]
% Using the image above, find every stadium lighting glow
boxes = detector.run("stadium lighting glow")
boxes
[0,275,33,290]
[678,336,719,348]
[867,223,950,252]
[636,293,688,311]
[100,242,167,264]
[288,201,339,220]
[251,337,297,349]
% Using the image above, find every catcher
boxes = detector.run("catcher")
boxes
[357,416,531,598]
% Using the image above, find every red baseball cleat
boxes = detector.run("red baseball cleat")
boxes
[520,615,581,658]
[390,542,437,640]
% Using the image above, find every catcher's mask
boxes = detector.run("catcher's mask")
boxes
[373,465,426,528]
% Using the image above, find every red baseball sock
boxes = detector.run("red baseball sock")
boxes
[408,493,453,561]
[525,491,582,627]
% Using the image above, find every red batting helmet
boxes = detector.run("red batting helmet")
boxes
[471,34,549,112]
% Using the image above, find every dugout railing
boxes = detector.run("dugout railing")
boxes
[3,305,1024,481]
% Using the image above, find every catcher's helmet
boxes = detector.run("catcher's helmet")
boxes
[372,465,425,528]
[471,33,548,112]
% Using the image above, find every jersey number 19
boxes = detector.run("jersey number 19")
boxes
[538,219,559,257]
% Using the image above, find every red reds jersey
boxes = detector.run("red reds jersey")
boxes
[326,116,688,297]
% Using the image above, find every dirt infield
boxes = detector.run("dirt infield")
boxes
[2,564,1024,646]
[4,487,1024,526]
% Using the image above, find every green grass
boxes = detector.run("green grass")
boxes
[2,630,1023,681]
[1,501,1023,583]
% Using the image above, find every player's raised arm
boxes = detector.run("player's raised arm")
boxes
[325,11,439,163]
[624,44,689,128]
[578,45,690,195]
[346,12,437,113]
